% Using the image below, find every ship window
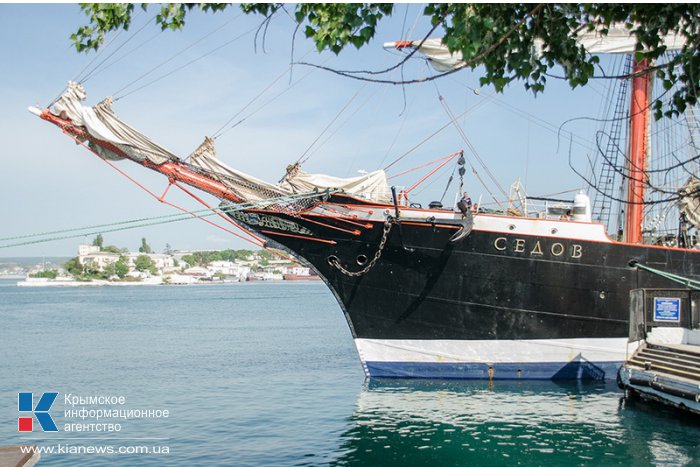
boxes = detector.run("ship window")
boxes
[573,206,586,214]
[356,255,368,266]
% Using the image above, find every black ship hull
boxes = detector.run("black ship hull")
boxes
[229,195,700,380]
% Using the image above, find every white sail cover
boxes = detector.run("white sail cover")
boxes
[574,25,686,54]
[402,38,466,72]
[279,164,391,202]
[189,137,288,201]
[189,140,390,202]
[387,24,687,73]
[52,81,178,164]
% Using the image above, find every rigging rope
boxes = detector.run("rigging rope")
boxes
[0,191,330,250]
[307,84,386,163]
[53,120,327,262]
[387,151,460,180]
[404,151,461,194]
[431,90,505,208]
[296,83,367,165]
[0,207,223,243]
[439,164,458,203]
[113,13,244,99]
[1,212,205,249]
[212,60,325,140]
[449,77,596,153]
[211,49,316,139]
[383,94,495,171]
[82,30,163,83]
[71,12,136,83]
[377,92,417,169]
[78,12,156,84]
[431,74,508,205]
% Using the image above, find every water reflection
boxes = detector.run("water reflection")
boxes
[333,379,700,466]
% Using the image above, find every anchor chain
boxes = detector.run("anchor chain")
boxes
[330,218,392,277]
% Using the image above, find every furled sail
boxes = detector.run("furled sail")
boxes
[52,81,179,165]
[385,23,687,73]
[280,163,391,203]
[386,38,466,72]
[574,25,686,54]
[189,137,288,201]
[49,82,391,203]
[679,177,700,230]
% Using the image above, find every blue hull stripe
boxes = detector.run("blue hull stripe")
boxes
[365,360,623,381]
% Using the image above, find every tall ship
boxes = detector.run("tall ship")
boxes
[31,26,699,380]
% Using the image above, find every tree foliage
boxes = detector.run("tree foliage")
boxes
[134,254,157,274]
[138,237,152,254]
[114,256,129,278]
[30,269,59,279]
[92,233,104,248]
[72,3,700,119]
[64,257,82,276]
[101,244,123,254]
[181,249,257,267]
[102,262,116,277]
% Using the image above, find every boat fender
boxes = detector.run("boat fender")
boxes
[450,209,473,243]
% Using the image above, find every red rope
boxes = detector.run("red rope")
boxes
[60,128,269,248]
[405,150,463,194]
[47,115,310,262]
[387,150,462,180]
[42,112,346,263]
[260,230,337,245]
[172,182,301,263]
[302,212,372,229]
[172,181,265,244]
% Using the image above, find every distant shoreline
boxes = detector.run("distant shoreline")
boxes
[12,278,320,287]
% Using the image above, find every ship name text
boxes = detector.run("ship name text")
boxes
[230,212,313,235]
[493,237,583,259]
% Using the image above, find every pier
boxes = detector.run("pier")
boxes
[619,288,700,414]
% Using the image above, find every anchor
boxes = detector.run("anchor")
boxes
[450,196,474,243]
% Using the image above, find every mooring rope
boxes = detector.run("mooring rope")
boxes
[633,261,700,291]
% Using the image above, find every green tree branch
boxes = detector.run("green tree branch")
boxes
[72,3,700,119]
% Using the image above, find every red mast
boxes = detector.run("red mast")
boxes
[625,59,651,244]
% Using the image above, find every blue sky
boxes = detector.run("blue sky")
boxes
[0,4,607,257]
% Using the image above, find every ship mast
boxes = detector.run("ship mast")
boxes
[625,59,652,244]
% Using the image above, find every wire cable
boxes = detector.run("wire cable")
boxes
[296,83,367,164]
[113,13,243,99]
[79,12,156,84]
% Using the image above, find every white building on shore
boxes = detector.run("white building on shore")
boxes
[77,244,174,275]
[126,253,175,271]
[208,261,250,280]
[78,244,120,271]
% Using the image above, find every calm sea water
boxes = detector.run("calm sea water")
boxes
[1,279,699,466]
